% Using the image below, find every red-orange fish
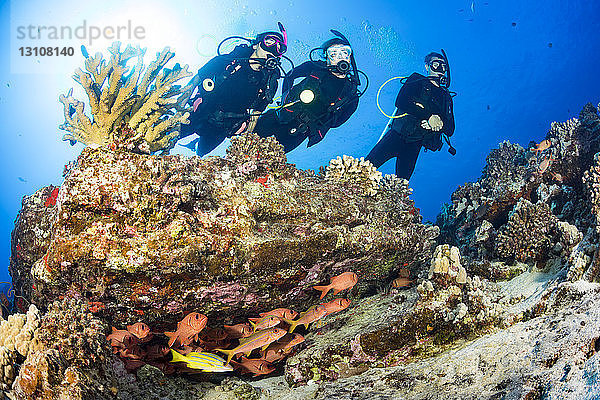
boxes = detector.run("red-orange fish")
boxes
[231,356,276,377]
[165,312,208,348]
[200,327,228,342]
[223,323,253,339]
[127,322,153,342]
[259,308,298,320]
[107,327,138,349]
[262,333,304,355]
[260,349,287,363]
[282,305,328,333]
[320,298,351,316]
[146,344,170,360]
[313,272,358,299]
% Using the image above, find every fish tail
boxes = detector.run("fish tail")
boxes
[285,320,299,333]
[169,349,187,364]
[165,331,177,347]
[313,285,330,299]
[215,348,234,364]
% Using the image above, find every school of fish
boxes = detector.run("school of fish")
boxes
[106,271,359,376]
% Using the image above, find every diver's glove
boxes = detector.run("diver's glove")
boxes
[421,114,443,131]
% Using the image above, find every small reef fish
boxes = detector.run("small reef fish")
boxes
[262,333,305,355]
[216,327,287,364]
[538,156,555,174]
[320,298,351,316]
[165,312,208,348]
[531,139,551,155]
[127,322,152,342]
[392,277,412,288]
[230,356,276,377]
[259,308,298,320]
[146,344,170,360]
[261,349,287,363]
[282,305,328,333]
[169,349,233,372]
[248,315,281,332]
[200,327,228,342]
[107,327,138,349]
[223,323,253,339]
[313,272,359,299]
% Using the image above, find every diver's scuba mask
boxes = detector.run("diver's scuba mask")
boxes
[430,49,451,88]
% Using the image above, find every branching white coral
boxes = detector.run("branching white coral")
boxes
[325,155,382,196]
[59,42,192,154]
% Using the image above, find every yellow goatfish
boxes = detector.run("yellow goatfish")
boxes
[216,327,287,364]
[169,349,233,372]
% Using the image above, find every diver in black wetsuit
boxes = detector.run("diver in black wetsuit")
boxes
[179,24,288,156]
[253,33,361,152]
[366,52,456,180]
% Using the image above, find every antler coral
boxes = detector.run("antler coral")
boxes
[58,42,192,154]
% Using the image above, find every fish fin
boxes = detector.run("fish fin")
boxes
[248,320,256,332]
[313,285,330,299]
[246,351,252,357]
[248,317,259,323]
[165,331,178,348]
[215,348,233,365]
[112,326,118,333]
[261,344,269,351]
[332,288,341,296]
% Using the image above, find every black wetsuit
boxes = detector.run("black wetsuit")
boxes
[366,72,455,180]
[180,45,279,156]
[253,61,359,152]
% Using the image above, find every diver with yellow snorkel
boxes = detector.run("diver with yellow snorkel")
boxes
[253,30,367,152]
[366,51,456,180]
[179,23,292,156]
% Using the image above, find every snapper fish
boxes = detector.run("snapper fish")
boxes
[169,349,233,372]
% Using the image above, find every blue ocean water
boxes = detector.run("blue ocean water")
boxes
[0,0,599,292]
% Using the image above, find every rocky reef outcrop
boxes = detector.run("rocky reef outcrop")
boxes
[3,104,600,399]
[10,132,436,331]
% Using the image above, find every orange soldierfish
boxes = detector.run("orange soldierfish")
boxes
[248,315,281,332]
[260,349,287,363]
[223,323,253,339]
[281,305,328,333]
[107,327,138,349]
[320,298,351,316]
[216,327,287,364]
[262,333,304,355]
[313,272,358,300]
[259,308,298,320]
[230,356,276,377]
[165,312,208,348]
[127,322,153,342]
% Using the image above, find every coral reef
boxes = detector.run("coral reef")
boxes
[325,155,382,196]
[59,42,192,154]
[11,134,436,331]
[7,104,600,398]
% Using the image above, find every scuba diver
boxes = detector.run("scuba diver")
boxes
[366,51,456,180]
[178,24,289,156]
[252,30,366,153]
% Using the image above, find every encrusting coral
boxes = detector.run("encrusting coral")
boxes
[494,199,559,263]
[59,42,192,154]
